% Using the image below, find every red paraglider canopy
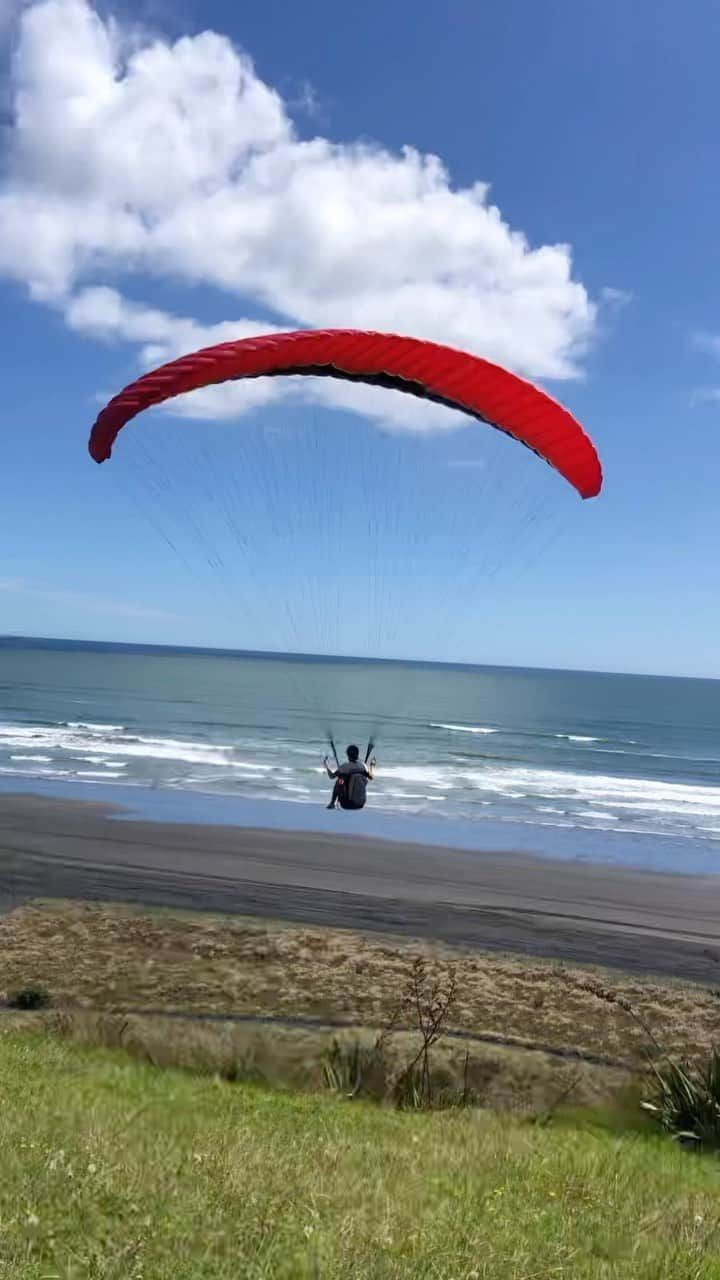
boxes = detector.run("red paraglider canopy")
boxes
[88,329,602,499]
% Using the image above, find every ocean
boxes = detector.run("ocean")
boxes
[2,636,720,872]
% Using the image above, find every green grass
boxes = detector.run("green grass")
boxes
[1,1035,720,1277]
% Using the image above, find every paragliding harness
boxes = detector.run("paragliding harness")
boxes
[342,767,368,811]
[329,739,374,811]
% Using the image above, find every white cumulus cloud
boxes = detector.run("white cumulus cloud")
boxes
[0,0,600,430]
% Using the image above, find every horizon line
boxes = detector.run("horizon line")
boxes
[0,633,716,684]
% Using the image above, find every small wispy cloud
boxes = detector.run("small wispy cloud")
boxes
[0,0,22,43]
[601,286,633,311]
[692,331,720,358]
[690,386,720,408]
[287,78,322,120]
[689,332,720,408]
[0,577,182,621]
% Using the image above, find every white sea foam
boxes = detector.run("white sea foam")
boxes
[485,765,720,818]
[573,809,618,821]
[66,721,126,732]
[77,770,126,779]
[430,723,497,735]
[0,764,71,777]
[0,724,241,767]
[380,764,456,788]
[3,710,720,844]
[80,756,127,767]
[379,758,720,825]
[384,790,439,800]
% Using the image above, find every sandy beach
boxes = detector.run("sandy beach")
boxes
[1,791,718,982]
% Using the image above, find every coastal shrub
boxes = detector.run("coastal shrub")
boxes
[641,1049,720,1150]
[7,985,51,1011]
[322,1036,479,1110]
[555,971,720,1150]
[322,957,479,1110]
[322,1038,388,1100]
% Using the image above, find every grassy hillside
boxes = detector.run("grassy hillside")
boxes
[1,1031,719,1279]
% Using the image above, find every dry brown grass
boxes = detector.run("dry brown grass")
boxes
[1,899,717,1073]
[3,1006,629,1113]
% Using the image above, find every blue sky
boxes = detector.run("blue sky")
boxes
[2,0,720,675]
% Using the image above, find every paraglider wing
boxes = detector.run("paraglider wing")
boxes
[88,329,602,498]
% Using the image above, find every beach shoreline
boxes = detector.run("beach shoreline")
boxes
[2,773,719,875]
[1,790,719,982]
[5,642,720,875]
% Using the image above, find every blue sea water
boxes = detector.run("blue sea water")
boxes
[2,636,720,872]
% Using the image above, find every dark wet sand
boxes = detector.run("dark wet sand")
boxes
[1,792,719,982]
